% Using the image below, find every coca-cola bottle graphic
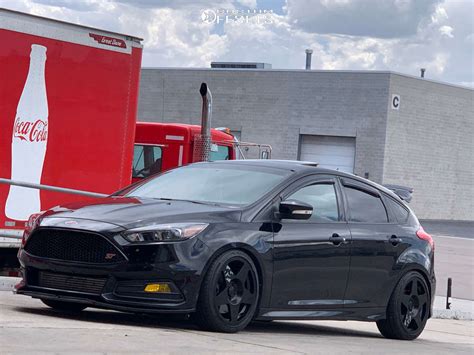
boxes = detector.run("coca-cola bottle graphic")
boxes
[5,44,49,221]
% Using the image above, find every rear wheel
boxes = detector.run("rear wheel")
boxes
[194,250,259,333]
[41,299,87,312]
[377,271,430,340]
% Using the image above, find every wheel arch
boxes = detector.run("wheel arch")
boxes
[197,243,268,312]
[392,264,433,317]
[395,246,433,308]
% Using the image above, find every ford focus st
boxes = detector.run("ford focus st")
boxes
[16,160,435,339]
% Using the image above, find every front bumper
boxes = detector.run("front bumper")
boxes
[16,230,211,314]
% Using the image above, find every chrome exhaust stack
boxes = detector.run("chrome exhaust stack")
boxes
[193,83,213,162]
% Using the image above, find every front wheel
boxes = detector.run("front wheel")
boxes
[41,299,87,312]
[377,271,430,340]
[194,250,259,333]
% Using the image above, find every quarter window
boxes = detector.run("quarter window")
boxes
[344,187,388,223]
[385,197,409,224]
[287,183,339,222]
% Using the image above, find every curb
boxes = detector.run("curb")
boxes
[0,276,20,291]
[433,309,473,321]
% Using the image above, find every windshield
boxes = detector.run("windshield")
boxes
[123,165,290,206]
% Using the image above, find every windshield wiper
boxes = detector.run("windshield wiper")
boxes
[155,198,222,207]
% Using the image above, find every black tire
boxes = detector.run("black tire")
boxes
[377,271,430,340]
[41,299,87,312]
[194,250,260,333]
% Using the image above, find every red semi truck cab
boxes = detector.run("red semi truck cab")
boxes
[132,122,235,182]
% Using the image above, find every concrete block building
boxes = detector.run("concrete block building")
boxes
[137,68,473,221]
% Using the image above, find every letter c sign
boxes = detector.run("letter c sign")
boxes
[391,94,400,110]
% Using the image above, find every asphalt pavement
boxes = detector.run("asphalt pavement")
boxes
[420,220,474,301]
[420,220,473,239]
[0,292,472,354]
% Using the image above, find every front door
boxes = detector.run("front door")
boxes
[270,176,352,309]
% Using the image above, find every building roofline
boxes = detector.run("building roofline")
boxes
[141,67,473,91]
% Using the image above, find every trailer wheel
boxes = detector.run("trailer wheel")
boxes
[41,299,87,312]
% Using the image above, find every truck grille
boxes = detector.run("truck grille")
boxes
[24,229,125,264]
[37,271,107,295]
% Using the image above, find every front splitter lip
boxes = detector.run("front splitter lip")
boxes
[15,288,195,314]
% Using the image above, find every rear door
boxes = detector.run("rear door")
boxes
[341,178,408,308]
[270,175,352,309]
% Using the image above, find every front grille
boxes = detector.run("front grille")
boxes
[25,229,125,264]
[36,271,107,295]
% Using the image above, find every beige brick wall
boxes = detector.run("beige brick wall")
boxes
[137,68,473,220]
[384,74,473,220]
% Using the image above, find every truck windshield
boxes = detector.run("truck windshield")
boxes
[124,165,289,206]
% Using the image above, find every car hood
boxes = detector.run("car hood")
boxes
[40,196,242,230]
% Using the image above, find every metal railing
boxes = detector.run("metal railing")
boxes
[0,178,108,198]
[0,179,107,240]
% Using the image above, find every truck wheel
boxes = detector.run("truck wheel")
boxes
[41,299,87,312]
[376,271,430,340]
[194,250,259,333]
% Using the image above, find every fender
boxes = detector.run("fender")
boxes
[197,222,274,309]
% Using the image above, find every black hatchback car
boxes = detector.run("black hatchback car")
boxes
[16,160,435,340]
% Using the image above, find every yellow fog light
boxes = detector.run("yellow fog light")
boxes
[144,283,171,293]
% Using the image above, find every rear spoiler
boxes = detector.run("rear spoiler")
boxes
[383,184,413,203]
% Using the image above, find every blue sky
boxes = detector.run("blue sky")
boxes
[1,0,472,87]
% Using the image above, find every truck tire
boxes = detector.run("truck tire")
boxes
[41,299,87,312]
[194,250,259,333]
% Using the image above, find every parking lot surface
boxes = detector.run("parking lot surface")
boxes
[433,235,474,300]
[0,292,472,354]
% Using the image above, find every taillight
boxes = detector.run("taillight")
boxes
[417,226,434,250]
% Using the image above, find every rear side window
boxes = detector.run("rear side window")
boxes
[385,197,409,224]
[344,187,388,223]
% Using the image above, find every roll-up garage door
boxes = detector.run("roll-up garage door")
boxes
[299,135,356,173]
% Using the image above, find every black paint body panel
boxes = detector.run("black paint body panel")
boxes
[16,161,435,322]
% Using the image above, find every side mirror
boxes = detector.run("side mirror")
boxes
[277,199,313,220]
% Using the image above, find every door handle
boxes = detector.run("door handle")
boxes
[388,235,402,246]
[330,233,347,246]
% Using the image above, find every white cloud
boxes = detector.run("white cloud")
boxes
[439,25,454,38]
[1,0,472,87]
[286,0,441,38]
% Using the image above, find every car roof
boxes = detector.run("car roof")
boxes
[198,160,402,201]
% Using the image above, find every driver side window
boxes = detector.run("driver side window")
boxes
[287,183,339,222]
[132,145,163,178]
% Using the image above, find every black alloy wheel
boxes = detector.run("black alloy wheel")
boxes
[377,271,430,340]
[195,250,259,333]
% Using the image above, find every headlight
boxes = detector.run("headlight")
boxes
[22,212,44,247]
[122,223,208,243]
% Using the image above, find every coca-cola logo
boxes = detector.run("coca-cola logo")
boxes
[13,118,48,142]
